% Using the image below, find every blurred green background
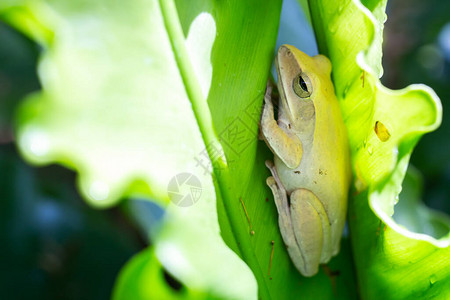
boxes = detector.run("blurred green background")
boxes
[0,0,449,299]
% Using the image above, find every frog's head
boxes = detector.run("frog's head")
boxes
[275,44,332,132]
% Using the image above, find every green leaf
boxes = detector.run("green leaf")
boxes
[113,247,203,300]
[308,0,449,299]
[2,0,279,298]
[394,166,450,240]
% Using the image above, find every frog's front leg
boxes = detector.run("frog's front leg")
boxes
[260,83,303,169]
[290,188,332,276]
[265,160,307,274]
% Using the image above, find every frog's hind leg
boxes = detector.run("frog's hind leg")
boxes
[290,188,332,276]
[265,161,307,275]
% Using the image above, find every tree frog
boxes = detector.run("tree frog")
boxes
[260,45,351,277]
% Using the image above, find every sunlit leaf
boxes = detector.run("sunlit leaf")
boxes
[309,0,449,299]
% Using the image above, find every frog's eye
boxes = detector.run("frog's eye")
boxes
[293,73,312,98]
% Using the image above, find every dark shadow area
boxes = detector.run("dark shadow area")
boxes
[383,0,450,215]
[0,143,145,300]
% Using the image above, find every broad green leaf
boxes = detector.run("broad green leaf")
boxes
[308,0,449,299]
[1,0,277,298]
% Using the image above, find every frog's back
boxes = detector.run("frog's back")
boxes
[307,86,351,252]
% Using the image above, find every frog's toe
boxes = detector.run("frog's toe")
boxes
[265,81,273,97]
[265,160,274,169]
[266,176,276,187]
